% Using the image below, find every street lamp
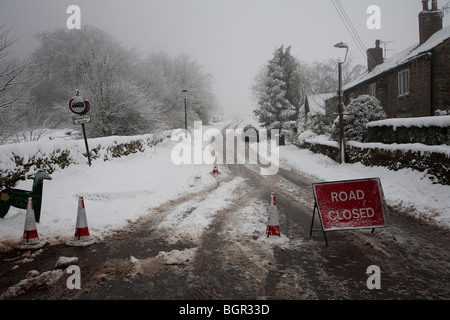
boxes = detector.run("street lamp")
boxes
[334,42,349,164]
[182,89,188,137]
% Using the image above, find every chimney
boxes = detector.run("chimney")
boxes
[432,0,438,10]
[367,40,384,72]
[419,0,443,45]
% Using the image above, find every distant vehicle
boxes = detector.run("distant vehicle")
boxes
[242,125,259,143]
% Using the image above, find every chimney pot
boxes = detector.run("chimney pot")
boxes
[422,0,429,11]
[432,0,438,10]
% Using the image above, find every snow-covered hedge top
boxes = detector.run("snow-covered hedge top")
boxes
[367,115,450,129]
[303,135,450,157]
[0,131,172,173]
[304,134,339,148]
[347,141,450,158]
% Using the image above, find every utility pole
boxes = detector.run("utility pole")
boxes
[334,42,349,164]
[182,89,188,137]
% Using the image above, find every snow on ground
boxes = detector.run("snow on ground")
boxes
[1,115,449,252]
[158,176,247,245]
[0,120,237,251]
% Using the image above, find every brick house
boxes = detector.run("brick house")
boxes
[328,0,450,119]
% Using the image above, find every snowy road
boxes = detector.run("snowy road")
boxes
[0,121,449,300]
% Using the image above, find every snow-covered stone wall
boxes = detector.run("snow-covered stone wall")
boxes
[367,115,450,145]
[346,141,450,185]
[297,116,450,185]
[300,138,450,185]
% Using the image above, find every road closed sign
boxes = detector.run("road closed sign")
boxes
[312,178,388,231]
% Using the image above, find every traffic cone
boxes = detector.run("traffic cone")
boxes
[211,157,220,175]
[266,192,280,237]
[17,197,46,250]
[66,196,94,246]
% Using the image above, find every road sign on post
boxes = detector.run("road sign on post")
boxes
[69,91,91,166]
[69,95,89,115]
[310,178,395,246]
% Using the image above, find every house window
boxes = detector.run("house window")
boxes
[398,69,410,96]
[369,83,376,97]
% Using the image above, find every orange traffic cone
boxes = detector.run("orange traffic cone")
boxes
[266,192,280,237]
[66,196,94,246]
[211,157,220,175]
[17,197,46,250]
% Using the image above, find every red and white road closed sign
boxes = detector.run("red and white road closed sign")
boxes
[312,178,387,231]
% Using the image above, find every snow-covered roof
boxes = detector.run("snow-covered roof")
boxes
[345,25,450,90]
[304,93,334,115]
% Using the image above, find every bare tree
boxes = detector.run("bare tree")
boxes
[12,104,51,143]
[0,26,43,143]
[302,54,365,95]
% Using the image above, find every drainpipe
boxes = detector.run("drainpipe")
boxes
[429,52,434,116]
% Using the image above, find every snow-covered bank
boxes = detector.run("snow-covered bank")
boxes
[0,121,235,251]
[279,144,450,228]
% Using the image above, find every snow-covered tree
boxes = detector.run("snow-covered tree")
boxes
[0,26,43,143]
[331,95,386,142]
[135,51,218,129]
[252,45,302,131]
[31,26,163,137]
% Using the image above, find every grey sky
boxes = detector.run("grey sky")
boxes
[1,0,449,117]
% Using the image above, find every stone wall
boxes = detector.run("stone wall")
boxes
[366,115,450,145]
[300,140,450,185]
[367,125,449,145]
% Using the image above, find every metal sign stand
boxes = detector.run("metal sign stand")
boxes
[310,202,329,246]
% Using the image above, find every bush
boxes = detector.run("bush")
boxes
[331,95,386,142]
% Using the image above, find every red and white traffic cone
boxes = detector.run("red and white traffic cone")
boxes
[211,157,220,176]
[17,197,46,250]
[266,192,280,237]
[66,196,94,246]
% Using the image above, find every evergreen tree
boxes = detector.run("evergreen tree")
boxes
[252,45,302,131]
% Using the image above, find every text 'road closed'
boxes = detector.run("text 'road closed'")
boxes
[313,178,387,231]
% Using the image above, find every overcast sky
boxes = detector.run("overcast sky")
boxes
[1,0,449,117]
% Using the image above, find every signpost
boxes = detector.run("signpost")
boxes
[310,178,395,246]
[69,90,91,166]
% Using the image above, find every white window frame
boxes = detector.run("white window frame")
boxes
[398,69,410,97]
[369,83,376,97]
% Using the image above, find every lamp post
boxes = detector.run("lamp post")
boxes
[182,89,188,137]
[334,42,349,164]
